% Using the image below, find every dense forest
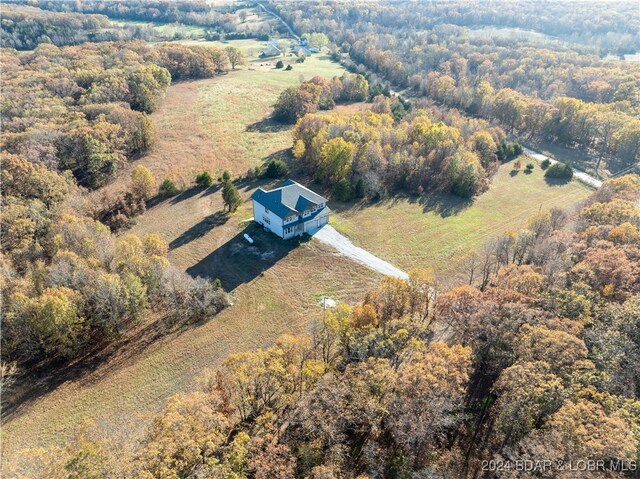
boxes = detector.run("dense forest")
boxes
[273,0,640,172]
[6,175,639,478]
[291,102,512,199]
[0,5,133,50]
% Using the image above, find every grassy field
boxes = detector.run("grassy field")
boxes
[331,161,592,286]
[109,4,270,41]
[91,48,346,200]
[110,18,207,39]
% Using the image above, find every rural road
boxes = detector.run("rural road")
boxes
[522,147,603,189]
[313,225,409,280]
[256,3,301,42]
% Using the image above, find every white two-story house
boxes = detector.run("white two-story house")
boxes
[251,179,331,239]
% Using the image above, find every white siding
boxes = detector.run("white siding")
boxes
[304,213,329,234]
[253,199,330,239]
[253,200,284,238]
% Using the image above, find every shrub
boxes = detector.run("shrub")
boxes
[544,162,573,179]
[285,64,293,71]
[130,165,155,200]
[159,178,178,197]
[275,60,284,69]
[195,171,213,188]
[513,142,523,156]
[333,178,353,202]
[222,170,231,182]
[391,100,406,121]
[107,212,131,231]
[526,162,535,171]
[266,159,288,178]
[541,158,551,169]
[497,140,523,162]
[222,180,242,212]
[354,177,366,198]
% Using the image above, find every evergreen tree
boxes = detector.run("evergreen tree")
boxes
[222,180,242,212]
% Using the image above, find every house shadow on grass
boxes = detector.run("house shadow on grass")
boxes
[186,222,308,292]
[169,211,230,250]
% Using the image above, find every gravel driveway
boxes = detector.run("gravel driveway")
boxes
[313,225,409,280]
[523,147,603,189]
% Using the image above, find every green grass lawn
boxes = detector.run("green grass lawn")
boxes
[331,160,593,285]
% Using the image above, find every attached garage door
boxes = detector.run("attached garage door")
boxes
[317,215,328,228]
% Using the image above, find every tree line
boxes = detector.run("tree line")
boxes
[7,174,640,478]
[291,101,516,200]
[273,73,369,123]
[0,4,125,50]
[1,41,245,188]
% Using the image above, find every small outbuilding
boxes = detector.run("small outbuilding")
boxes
[251,179,330,239]
[260,39,282,58]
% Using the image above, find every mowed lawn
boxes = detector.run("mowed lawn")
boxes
[331,161,593,285]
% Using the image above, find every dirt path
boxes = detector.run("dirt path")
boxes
[313,225,409,279]
[523,147,603,189]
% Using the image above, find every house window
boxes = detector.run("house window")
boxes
[262,216,271,225]
[284,226,294,235]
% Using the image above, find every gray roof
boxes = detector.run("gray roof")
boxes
[266,40,281,52]
[251,179,329,220]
